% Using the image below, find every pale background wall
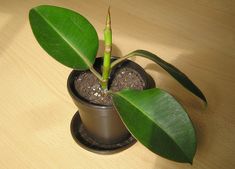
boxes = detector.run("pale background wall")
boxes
[0,0,234,169]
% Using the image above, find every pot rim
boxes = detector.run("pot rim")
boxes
[67,57,154,110]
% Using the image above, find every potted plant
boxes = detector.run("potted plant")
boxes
[29,5,207,164]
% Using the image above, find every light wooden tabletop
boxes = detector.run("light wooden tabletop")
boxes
[0,0,234,169]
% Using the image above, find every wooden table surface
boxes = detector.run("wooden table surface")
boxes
[0,0,234,169]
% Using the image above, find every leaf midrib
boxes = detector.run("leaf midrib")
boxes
[115,91,191,162]
[35,8,92,67]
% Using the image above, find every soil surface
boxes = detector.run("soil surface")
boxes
[74,67,146,105]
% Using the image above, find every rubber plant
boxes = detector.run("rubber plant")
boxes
[29,5,207,164]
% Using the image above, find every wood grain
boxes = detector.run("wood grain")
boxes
[0,0,234,169]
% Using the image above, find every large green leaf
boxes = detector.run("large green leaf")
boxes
[29,5,98,70]
[111,50,207,104]
[113,88,196,163]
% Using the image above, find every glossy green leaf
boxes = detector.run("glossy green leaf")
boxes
[113,88,196,163]
[112,50,207,104]
[29,5,98,70]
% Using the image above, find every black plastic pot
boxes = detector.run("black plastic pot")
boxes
[67,57,155,154]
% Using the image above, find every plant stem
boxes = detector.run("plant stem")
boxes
[101,7,112,90]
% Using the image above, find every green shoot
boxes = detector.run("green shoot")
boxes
[101,7,112,90]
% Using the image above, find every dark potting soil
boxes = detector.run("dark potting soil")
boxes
[74,67,146,105]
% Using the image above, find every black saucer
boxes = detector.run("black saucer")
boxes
[70,111,136,154]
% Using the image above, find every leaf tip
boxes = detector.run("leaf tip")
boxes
[200,93,207,106]
[188,158,194,165]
